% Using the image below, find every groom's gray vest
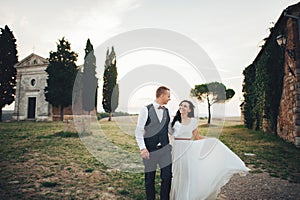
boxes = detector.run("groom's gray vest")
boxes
[144,104,170,152]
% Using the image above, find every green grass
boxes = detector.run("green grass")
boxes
[219,125,300,183]
[0,120,299,199]
[0,121,145,199]
[41,181,58,188]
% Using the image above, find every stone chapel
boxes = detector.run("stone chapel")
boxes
[12,53,51,121]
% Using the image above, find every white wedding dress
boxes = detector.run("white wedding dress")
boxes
[170,118,249,200]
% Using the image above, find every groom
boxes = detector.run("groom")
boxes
[135,86,172,200]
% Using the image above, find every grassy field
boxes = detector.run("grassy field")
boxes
[0,118,299,199]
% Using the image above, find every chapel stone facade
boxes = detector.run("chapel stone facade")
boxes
[13,53,52,121]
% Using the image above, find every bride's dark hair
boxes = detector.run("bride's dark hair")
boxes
[171,100,195,127]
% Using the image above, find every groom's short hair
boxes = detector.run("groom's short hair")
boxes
[156,86,170,98]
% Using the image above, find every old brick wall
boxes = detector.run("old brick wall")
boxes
[277,17,299,143]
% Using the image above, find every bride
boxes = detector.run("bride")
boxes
[170,100,249,200]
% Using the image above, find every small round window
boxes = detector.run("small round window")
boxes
[30,79,36,86]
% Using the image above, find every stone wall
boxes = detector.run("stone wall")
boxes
[277,17,299,144]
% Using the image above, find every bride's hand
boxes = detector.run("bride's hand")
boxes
[193,134,201,140]
[192,129,204,140]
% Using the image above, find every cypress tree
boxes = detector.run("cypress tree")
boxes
[0,25,18,121]
[44,37,78,121]
[102,46,119,121]
[82,39,98,114]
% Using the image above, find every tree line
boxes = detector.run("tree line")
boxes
[0,25,235,123]
[45,37,119,121]
[0,25,118,121]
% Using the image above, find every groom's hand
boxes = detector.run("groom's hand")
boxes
[140,148,150,159]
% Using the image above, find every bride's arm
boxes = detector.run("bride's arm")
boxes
[192,128,205,140]
[168,122,175,136]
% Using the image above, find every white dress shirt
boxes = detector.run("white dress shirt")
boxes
[135,101,168,150]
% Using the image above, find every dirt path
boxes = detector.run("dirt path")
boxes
[218,172,300,200]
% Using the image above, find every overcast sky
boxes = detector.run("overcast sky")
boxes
[1,0,299,116]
